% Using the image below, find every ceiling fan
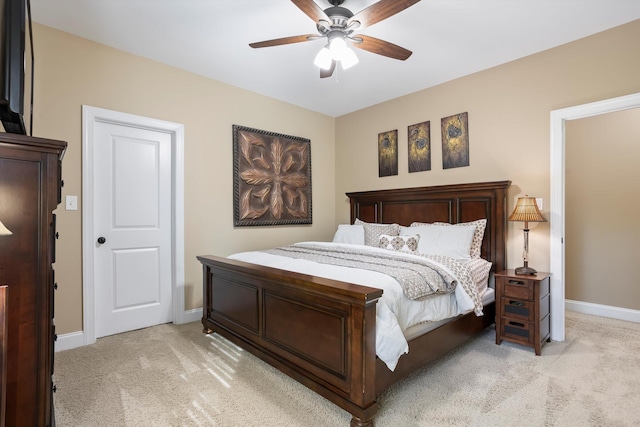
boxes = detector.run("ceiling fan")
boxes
[249,0,421,78]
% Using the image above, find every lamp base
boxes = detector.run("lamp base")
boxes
[514,265,538,275]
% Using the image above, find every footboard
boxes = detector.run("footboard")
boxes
[197,255,383,426]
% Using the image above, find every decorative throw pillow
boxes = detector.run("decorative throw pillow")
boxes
[355,218,400,247]
[411,219,487,258]
[332,224,365,245]
[378,234,420,253]
[402,224,476,259]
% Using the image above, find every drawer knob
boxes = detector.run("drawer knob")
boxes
[509,300,525,306]
[508,320,525,328]
[508,279,525,285]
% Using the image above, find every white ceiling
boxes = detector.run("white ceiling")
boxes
[31,0,640,117]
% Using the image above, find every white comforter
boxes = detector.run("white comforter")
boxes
[229,242,486,371]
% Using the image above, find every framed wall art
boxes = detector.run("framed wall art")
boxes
[378,129,398,177]
[233,125,312,226]
[441,112,469,169]
[408,121,431,173]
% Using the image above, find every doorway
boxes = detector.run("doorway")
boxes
[82,106,185,344]
[549,92,640,341]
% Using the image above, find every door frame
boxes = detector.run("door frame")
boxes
[549,92,640,342]
[82,105,185,345]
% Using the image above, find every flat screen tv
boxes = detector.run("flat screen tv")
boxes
[0,0,26,135]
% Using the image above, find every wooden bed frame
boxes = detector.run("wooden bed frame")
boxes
[198,180,510,426]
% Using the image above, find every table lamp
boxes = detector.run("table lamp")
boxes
[509,196,546,275]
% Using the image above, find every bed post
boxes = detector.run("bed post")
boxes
[347,297,378,427]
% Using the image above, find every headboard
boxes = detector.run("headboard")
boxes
[346,180,511,273]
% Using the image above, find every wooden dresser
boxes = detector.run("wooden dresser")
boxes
[0,133,66,426]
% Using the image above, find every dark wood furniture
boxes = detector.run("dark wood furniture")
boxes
[0,285,7,427]
[198,180,510,426]
[0,133,66,427]
[495,270,551,355]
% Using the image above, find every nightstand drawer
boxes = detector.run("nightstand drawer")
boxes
[500,317,533,345]
[499,277,533,300]
[501,297,534,321]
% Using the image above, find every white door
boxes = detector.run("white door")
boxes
[93,121,173,338]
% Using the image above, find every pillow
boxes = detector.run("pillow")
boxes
[355,218,400,247]
[401,224,476,259]
[467,258,493,295]
[332,224,365,245]
[411,219,487,258]
[378,234,420,253]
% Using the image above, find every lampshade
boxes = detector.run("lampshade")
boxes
[313,46,332,70]
[0,220,12,236]
[509,196,546,223]
[329,36,349,60]
[340,47,359,69]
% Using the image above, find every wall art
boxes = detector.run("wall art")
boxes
[441,112,469,169]
[408,121,431,173]
[233,125,312,226]
[378,129,398,177]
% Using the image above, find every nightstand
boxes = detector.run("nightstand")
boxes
[495,270,551,355]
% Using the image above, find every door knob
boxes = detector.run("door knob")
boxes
[97,237,106,244]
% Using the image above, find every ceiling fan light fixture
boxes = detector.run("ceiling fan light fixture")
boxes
[340,46,359,69]
[328,36,348,60]
[314,46,333,70]
[250,0,421,79]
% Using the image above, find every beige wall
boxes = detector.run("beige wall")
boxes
[31,19,640,335]
[335,20,640,276]
[33,24,336,334]
[565,108,640,310]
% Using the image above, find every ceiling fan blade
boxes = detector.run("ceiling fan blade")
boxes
[350,35,412,60]
[291,0,330,23]
[348,0,421,29]
[249,34,318,48]
[320,61,336,78]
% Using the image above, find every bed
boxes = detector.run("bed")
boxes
[197,180,510,426]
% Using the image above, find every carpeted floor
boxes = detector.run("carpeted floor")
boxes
[54,311,640,426]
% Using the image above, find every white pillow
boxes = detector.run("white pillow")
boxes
[412,219,487,258]
[332,224,365,245]
[401,224,476,259]
[378,234,420,253]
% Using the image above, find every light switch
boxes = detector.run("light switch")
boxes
[536,198,543,211]
[66,195,78,211]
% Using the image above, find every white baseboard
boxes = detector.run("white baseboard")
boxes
[565,299,640,323]
[177,307,203,324]
[55,308,204,352]
[55,331,85,352]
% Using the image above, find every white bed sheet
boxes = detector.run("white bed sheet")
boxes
[229,241,489,371]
